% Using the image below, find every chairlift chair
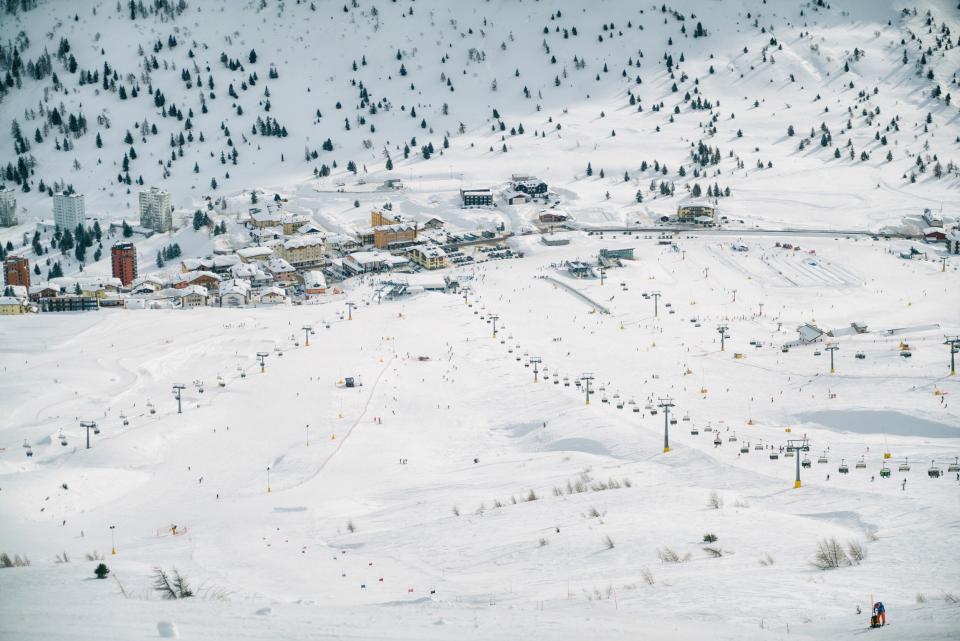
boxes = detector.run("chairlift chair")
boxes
[801,457,812,468]
[616,400,624,409]
[898,458,911,472]
[769,451,779,460]
[59,430,68,447]
[855,456,867,469]
[838,459,849,474]
[553,377,560,385]
[928,461,941,478]
[818,453,829,464]
[650,409,658,415]
[784,449,794,457]
[754,442,763,451]
[713,435,722,446]
[25,444,33,457]
[948,457,960,473]
[670,417,678,425]
[879,463,891,478]
[728,433,737,442]
[121,413,129,426]
[93,424,100,435]
[564,377,571,387]
[740,444,749,454]
[682,414,690,422]
[601,396,609,404]
[691,426,700,435]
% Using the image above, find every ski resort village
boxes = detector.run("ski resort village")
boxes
[0,0,958,640]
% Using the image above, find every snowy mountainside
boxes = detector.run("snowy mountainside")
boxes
[0,0,958,235]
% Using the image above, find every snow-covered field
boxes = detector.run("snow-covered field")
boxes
[1,231,958,640]
[2,0,960,638]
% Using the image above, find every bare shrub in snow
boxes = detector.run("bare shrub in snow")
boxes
[55,551,70,563]
[538,537,548,547]
[915,593,926,603]
[602,535,615,550]
[702,533,718,543]
[346,520,356,533]
[152,567,194,599]
[657,547,691,563]
[552,486,563,497]
[0,553,30,568]
[85,551,104,561]
[733,498,750,508]
[812,538,850,570]
[943,592,959,605]
[526,489,538,502]
[758,553,775,566]
[451,506,460,517]
[658,547,679,563]
[707,491,723,509]
[623,477,633,488]
[640,567,655,585]
[587,506,601,519]
[492,499,503,508]
[703,546,724,558]
[846,540,866,564]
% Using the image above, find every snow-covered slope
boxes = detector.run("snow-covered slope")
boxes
[1,231,959,640]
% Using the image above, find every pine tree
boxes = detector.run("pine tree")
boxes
[586,162,593,176]
[156,251,164,267]
[248,49,257,64]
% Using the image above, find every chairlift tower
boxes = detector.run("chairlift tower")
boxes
[825,343,839,374]
[257,351,269,374]
[110,524,117,555]
[658,397,675,453]
[717,324,729,351]
[648,291,661,317]
[80,420,98,450]
[266,465,271,493]
[581,373,594,405]
[945,336,960,376]
[172,384,186,414]
[529,356,542,383]
[599,265,606,286]
[302,325,313,347]
[346,302,355,321]
[787,438,811,488]
[489,314,500,339]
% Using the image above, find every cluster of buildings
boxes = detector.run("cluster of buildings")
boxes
[459,175,551,208]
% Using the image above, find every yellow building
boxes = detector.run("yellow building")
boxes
[371,209,400,227]
[277,235,326,268]
[408,244,447,270]
[373,223,418,249]
[0,296,26,314]
[677,199,716,223]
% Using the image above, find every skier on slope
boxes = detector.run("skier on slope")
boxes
[871,601,886,627]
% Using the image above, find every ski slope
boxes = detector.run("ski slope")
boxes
[1,231,958,640]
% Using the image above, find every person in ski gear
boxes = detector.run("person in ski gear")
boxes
[872,601,886,627]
